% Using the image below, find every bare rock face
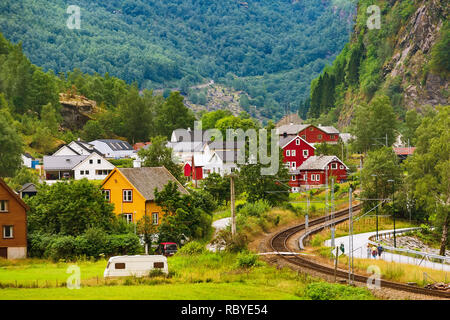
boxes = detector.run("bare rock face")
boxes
[59,93,97,130]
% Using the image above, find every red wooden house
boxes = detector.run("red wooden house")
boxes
[290,156,348,191]
[280,135,316,171]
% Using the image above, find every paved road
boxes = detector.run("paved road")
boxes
[324,229,450,272]
[207,217,231,252]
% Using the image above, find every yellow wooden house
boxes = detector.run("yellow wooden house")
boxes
[101,167,189,225]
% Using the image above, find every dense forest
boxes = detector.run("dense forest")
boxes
[307,0,449,127]
[0,0,355,119]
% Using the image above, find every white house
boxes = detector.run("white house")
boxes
[72,153,115,180]
[89,139,134,159]
[43,153,115,183]
[21,153,34,168]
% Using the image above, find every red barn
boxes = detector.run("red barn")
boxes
[298,125,339,144]
[183,161,203,181]
[277,123,339,145]
[290,155,348,191]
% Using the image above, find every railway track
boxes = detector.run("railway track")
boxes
[269,204,450,299]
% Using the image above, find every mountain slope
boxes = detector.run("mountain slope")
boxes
[308,0,449,128]
[0,0,355,119]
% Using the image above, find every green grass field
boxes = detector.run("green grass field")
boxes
[0,252,376,300]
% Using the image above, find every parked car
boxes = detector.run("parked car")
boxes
[103,255,168,278]
[157,242,178,256]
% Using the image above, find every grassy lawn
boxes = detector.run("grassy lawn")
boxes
[0,252,376,300]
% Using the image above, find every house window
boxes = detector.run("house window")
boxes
[316,174,320,181]
[0,200,9,212]
[303,150,309,158]
[89,159,93,164]
[152,212,159,225]
[286,162,290,167]
[301,135,306,140]
[97,159,101,164]
[286,150,290,156]
[85,170,89,175]
[154,262,164,269]
[292,175,296,181]
[3,225,13,238]
[330,135,335,139]
[296,139,300,145]
[318,134,322,140]
[291,162,296,168]
[292,150,296,157]
[303,174,307,181]
[123,214,133,223]
[123,190,133,202]
[231,167,236,172]
[331,163,337,170]
[340,165,344,169]
[102,190,110,202]
[309,127,314,131]
[80,170,84,175]
[311,174,315,181]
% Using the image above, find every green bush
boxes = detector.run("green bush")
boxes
[177,241,205,255]
[238,200,271,217]
[235,252,260,269]
[305,282,373,300]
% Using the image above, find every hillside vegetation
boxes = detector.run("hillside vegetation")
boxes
[0,0,355,119]
[308,0,449,127]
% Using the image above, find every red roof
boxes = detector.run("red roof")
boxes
[393,147,416,155]
[133,142,151,150]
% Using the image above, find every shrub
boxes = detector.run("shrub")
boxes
[304,282,373,300]
[235,252,260,269]
[238,200,271,217]
[48,236,77,261]
[177,241,205,255]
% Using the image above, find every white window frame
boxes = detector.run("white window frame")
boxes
[292,175,296,181]
[340,165,344,169]
[97,159,101,164]
[0,200,9,212]
[3,225,13,238]
[331,163,337,170]
[316,174,320,181]
[303,174,307,181]
[303,150,309,158]
[89,159,93,164]
[85,170,89,175]
[102,190,110,201]
[292,150,296,157]
[291,162,296,168]
[123,190,133,202]
[80,170,84,175]
[286,161,290,168]
[286,150,290,156]
[311,174,315,181]
[152,212,159,225]
[296,139,300,145]
[123,214,133,223]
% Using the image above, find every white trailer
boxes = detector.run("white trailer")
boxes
[103,255,168,278]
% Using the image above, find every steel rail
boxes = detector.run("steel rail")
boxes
[268,204,450,299]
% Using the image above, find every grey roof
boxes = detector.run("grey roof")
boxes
[207,140,244,150]
[96,139,133,151]
[172,129,208,142]
[279,136,295,148]
[276,124,309,136]
[118,167,189,201]
[339,133,355,144]
[19,183,37,193]
[318,125,340,134]
[73,140,104,156]
[295,155,347,172]
[23,153,34,159]
[43,155,88,170]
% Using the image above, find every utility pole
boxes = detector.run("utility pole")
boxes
[372,174,379,240]
[388,179,396,248]
[348,187,353,284]
[330,178,335,248]
[230,174,236,237]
